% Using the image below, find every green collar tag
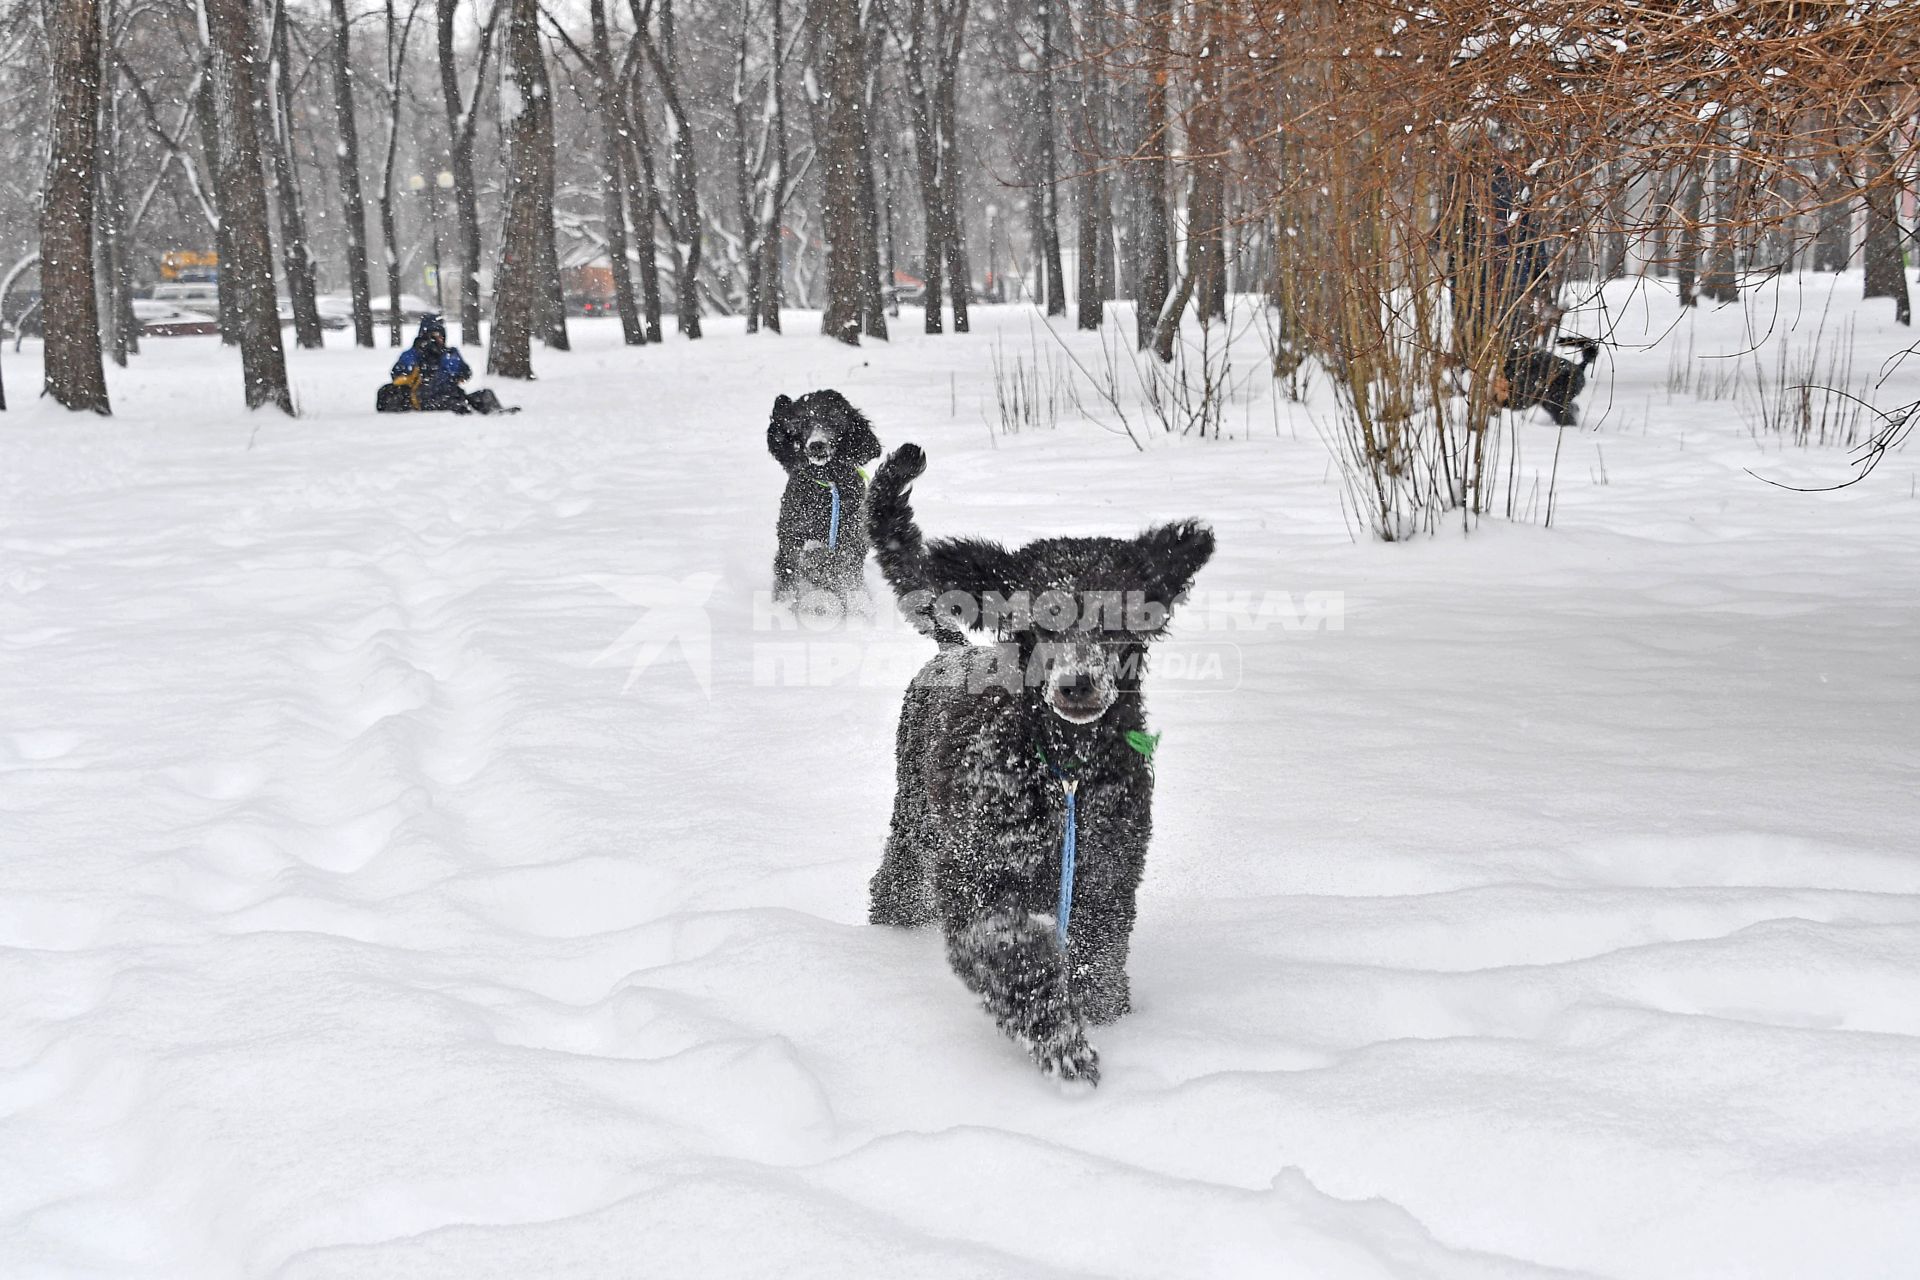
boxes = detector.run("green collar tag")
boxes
[1125,730,1160,761]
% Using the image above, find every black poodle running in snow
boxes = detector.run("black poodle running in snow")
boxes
[767,390,882,607]
[865,443,1215,1084]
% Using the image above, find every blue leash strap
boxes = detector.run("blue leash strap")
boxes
[827,482,841,551]
[1055,778,1078,949]
[1039,746,1080,950]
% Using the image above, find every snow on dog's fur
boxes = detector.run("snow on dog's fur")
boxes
[865,443,1214,1084]
[767,390,882,607]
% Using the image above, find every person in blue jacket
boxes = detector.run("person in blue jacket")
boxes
[376,314,508,414]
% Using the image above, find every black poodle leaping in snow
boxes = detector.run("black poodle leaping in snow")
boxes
[865,442,1215,1085]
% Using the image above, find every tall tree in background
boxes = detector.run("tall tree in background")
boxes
[1070,0,1108,331]
[42,0,111,412]
[617,40,665,341]
[1676,161,1703,307]
[1860,111,1911,325]
[857,14,888,338]
[437,0,497,347]
[590,0,643,343]
[264,0,323,348]
[1151,9,1223,360]
[641,0,703,339]
[97,0,138,369]
[489,0,547,376]
[1031,0,1065,316]
[190,52,241,344]
[883,0,968,333]
[1132,0,1169,350]
[759,0,790,332]
[1699,143,1739,304]
[933,3,968,332]
[815,0,870,343]
[328,0,375,346]
[533,68,568,353]
[732,0,763,330]
[204,0,294,411]
[1812,118,1852,273]
[375,0,422,346]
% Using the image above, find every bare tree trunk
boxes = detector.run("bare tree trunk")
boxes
[935,21,969,333]
[1152,11,1222,359]
[437,0,494,347]
[815,0,865,343]
[375,0,417,348]
[1812,113,1852,273]
[489,0,545,376]
[641,1,702,339]
[1701,145,1739,303]
[732,0,761,333]
[97,2,136,370]
[858,15,888,339]
[1192,20,1226,325]
[759,0,788,332]
[536,206,568,347]
[894,0,946,331]
[265,0,323,348]
[619,25,665,342]
[1070,0,1105,330]
[204,0,294,411]
[1134,0,1169,348]
[1034,0,1065,316]
[1677,163,1703,308]
[191,64,241,345]
[591,0,643,344]
[1861,120,1911,324]
[328,0,375,346]
[1601,159,1628,279]
[43,0,111,412]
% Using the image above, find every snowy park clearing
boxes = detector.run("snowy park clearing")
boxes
[3,277,1920,1277]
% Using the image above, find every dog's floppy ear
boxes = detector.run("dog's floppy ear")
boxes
[843,408,882,466]
[1133,520,1215,618]
[767,394,802,467]
[924,537,1021,626]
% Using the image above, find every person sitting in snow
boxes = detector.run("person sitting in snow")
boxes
[376,314,509,414]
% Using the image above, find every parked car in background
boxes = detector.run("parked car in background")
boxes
[566,292,618,317]
[317,292,441,330]
[133,297,220,337]
[150,281,221,316]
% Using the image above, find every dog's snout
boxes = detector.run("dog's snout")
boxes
[1057,671,1094,698]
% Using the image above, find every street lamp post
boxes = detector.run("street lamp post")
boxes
[408,170,455,314]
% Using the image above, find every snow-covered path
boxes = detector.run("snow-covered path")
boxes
[4,288,1919,1277]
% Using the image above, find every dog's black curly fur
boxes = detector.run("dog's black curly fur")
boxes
[866,443,1214,1084]
[768,390,882,604]
[1500,335,1599,426]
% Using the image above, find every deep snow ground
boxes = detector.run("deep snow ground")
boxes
[3,279,1919,1278]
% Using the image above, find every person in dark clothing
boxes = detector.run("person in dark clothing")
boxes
[376,314,509,414]
[1449,161,1556,354]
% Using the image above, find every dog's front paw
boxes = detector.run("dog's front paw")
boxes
[1031,1021,1100,1085]
[880,442,926,486]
